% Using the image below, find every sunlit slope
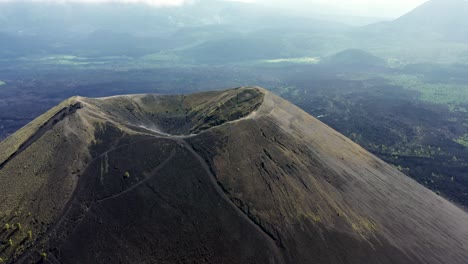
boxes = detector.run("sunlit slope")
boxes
[0,87,467,264]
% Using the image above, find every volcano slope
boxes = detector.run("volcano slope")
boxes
[0,87,467,264]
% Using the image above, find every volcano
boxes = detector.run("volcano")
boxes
[0,87,467,264]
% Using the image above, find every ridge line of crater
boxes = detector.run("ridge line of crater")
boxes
[111,87,270,137]
[0,102,83,170]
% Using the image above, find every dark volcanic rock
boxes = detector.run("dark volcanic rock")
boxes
[0,87,467,264]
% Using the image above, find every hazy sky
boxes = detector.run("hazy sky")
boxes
[0,0,429,17]
[249,0,429,18]
[0,0,192,7]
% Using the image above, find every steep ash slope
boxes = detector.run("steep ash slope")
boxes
[0,87,467,264]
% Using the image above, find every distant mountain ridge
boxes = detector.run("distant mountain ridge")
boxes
[321,49,387,68]
[376,0,468,41]
[0,1,349,59]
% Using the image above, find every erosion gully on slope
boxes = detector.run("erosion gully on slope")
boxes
[18,125,286,264]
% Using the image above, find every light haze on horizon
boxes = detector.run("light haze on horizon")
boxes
[0,0,429,17]
[252,0,429,18]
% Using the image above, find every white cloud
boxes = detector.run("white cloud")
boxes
[0,0,192,6]
[225,0,255,3]
[0,0,429,16]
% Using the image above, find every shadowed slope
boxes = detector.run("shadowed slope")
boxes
[0,87,467,264]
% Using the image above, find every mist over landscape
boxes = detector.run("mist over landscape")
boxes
[1,0,468,263]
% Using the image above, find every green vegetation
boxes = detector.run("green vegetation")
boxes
[8,239,13,247]
[123,171,131,179]
[385,75,468,106]
[43,55,80,60]
[260,57,320,65]
[27,230,33,240]
[41,252,47,260]
[4,223,10,231]
[455,134,468,147]
[17,223,22,230]
[38,55,97,66]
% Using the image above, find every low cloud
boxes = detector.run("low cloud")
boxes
[0,0,193,7]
